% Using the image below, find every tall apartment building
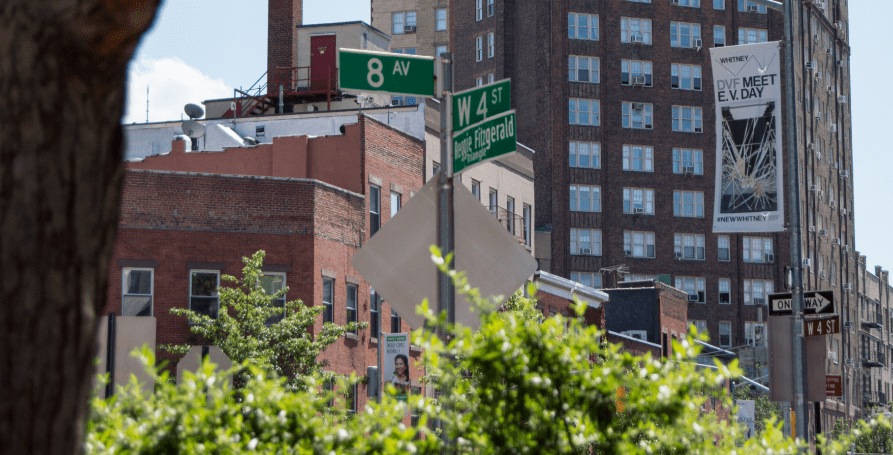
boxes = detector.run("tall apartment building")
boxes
[444,0,858,423]
[371,0,451,57]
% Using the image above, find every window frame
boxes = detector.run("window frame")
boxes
[738,27,768,44]
[672,148,704,174]
[322,277,334,324]
[745,322,767,347]
[713,0,725,9]
[719,321,732,348]
[673,190,705,218]
[670,22,702,49]
[391,308,402,333]
[621,145,654,171]
[390,192,401,218]
[569,184,601,212]
[674,233,706,260]
[621,103,654,130]
[718,235,731,262]
[370,288,380,339]
[620,59,653,87]
[671,105,703,133]
[571,271,603,288]
[259,272,287,325]
[738,0,767,13]
[620,17,652,44]
[471,180,481,200]
[122,267,154,317]
[569,98,600,126]
[743,279,773,305]
[475,36,483,61]
[714,25,726,47]
[569,55,600,84]
[487,0,495,16]
[623,230,656,258]
[369,184,381,236]
[719,278,731,304]
[570,228,603,256]
[522,204,532,246]
[487,32,495,58]
[742,236,774,263]
[392,12,405,35]
[623,187,655,215]
[675,276,706,303]
[346,283,358,333]
[435,8,447,31]
[671,63,702,91]
[568,13,599,41]
[189,269,220,320]
[569,141,601,169]
[476,0,483,21]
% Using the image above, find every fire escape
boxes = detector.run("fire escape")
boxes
[223,66,340,118]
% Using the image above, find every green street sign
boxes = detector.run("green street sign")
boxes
[452,110,516,173]
[338,48,435,97]
[452,79,511,131]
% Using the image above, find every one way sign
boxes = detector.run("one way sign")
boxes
[769,290,835,316]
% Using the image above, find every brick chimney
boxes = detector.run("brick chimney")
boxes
[268,0,302,92]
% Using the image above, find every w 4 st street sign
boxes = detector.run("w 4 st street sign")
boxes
[451,79,516,173]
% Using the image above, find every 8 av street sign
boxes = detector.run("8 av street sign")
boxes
[769,290,835,316]
[452,79,511,131]
[338,49,435,97]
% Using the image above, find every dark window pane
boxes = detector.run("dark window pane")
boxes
[123,296,152,316]
[125,270,152,294]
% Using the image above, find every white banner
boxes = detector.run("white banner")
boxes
[383,333,410,404]
[737,399,756,439]
[710,42,785,233]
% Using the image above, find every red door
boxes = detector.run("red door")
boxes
[311,35,337,91]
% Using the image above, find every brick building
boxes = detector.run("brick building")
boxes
[603,280,689,358]
[106,114,426,411]
[444,0,858,421]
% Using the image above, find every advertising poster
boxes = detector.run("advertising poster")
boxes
[737,399,756,439]
[710,42,785,233]
[383,333,410,407]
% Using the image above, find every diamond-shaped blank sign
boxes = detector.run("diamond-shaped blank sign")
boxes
[351,176,538,330]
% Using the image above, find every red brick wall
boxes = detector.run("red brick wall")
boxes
[534,290,605,329]
[268,0,302,90]
[656,282,690,356]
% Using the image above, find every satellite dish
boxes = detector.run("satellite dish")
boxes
[181,120,204,138]
[184,103,205,119]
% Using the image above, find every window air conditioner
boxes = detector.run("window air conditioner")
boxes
[833,238,841,246]
[830,123,838,133]
[837,21,844,29]
[815,1,825,10]
[819,229,828,236]
[764,253,774,263]
[674,251,682,259]
[828,85,835,93]
[631,34,644,43]
[815,72,823,80]
[820,271,826,279]
[802,258,812,267]
[816,151,821,159]
[817,190,823,200]
[754,298,766,306]
[841,170,849,178]
[693,39,703,48]
[747,4,759,12]
[843,321,854,329]
[634,207,646,214]
[805,62,816,70]
[671,0,680,4]
[632,102,646,110]
[390,99,403,107]
[829,351,838,362]
[631,75,646,85]
[688,294,700,302]
[809,185,818,191]
[809,226,816,233]
[624,249,632,257]
[843,245,850,253]
[837,59,844,67]
[830,200,836,209]
[826,48,833,56]
[843,283,853,291]
[815,110,822,119]
[838,95,847,104]
[403,25,417,33]
[683,166,695,174]
[580,248,592,255]
[813,33,820,42]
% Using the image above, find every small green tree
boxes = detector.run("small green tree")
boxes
[734,384,780,435]
[163,250,365,389]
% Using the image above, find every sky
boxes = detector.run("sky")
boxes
[124,0,893,273]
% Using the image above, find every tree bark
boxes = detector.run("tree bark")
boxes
[0,1,161,452]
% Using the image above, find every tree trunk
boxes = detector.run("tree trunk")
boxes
[0,1,161,452]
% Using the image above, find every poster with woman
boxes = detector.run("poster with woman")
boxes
[383,333,410,403]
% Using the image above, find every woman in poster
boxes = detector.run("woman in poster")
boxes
[390,354,410,396]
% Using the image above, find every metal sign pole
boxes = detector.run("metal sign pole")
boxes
[436,53,455,454]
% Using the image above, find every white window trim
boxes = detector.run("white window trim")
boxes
[475,36,483,62]
[672,148,704,175]
[568,13,599,41]
[672,105,704,133]
[435,8,447,31]
[621,59,653,87]
[742,236,774,263]
[621,103,654,130]
[569,185,601,212]
[623,187,655,214]
[718,235,731,262]
[189,269,220,320]
[620,17,652,44]
[670,22,702,49]
[571,271,603,289]
[623,230,656,258]
[673,190,705,218]
[674,233,705,261]
[260,272,287,325]
[487,32,495,58]
[122,267,154,317]
[569,141,601,169]
[569,55,600,84]
[718,278,731,304]
[671,63,702,91]
[569,98,600,126]
[570,228,603,256]
[621,145,654,171]
[743,279,774,306]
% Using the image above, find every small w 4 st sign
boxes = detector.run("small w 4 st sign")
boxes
[804,316,840,337]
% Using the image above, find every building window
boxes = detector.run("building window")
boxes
[506,196,515,234]
[370,185,381,236]
[390,192,401,218]
[392,12,404,35]
[347,383,357,415]
[738,0,767,13]
[623,188,655,214]
[621,59,652,86]
[370,288,380,339]
[391,309,402,333]
[627,0,651,3]
[620,17,652,44]
[625,274,656,283]
[713,0,724,9]
[745,322,766,347]
[623,231,655,258]
[569,141,600,168]
[673,190,704,217]
[743,237,774,263]
[322,277,334,324]
[714,25,725,46]
[190,270,220,319]
[436,8,447,31]
[570,228,602,256]
[621,145,654,171]
[674,233,705,260]
[675,0,700,6]
[676,276,706,303]
[738,28,768,44]
[475,77,483,87]
[568,13,599,41]
[719,278,731,304]
[259,272,286,325]
[488,33,495,58]
[671,64,702,91]
[569,56,599,83]
[744,279,773,306]
[489,188,498,216]
[488,0,495,16]
[569,185,601,212]
[670,22,701,48]
[122,268,153,316]
[435,45,448,57]
[672,148,703,174]
[621,103,653,130]
[471,180,481,200]
[718,236,730,261]
[569,99,600,126]
[475,36,483,61]
[487,73,495,84]
[522,204,531,246]
[476,0,483,21]
[719,322,731,348]
[346,284,358,333]
[672,106,703,133]
[571,271,603,288]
